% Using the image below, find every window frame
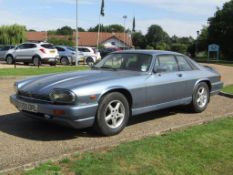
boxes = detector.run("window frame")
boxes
[155,54,180,73]
[175,55,193,72]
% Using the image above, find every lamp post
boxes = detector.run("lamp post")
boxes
[123,15,127,49]
[196,30,200,58]
[75,0,79,66]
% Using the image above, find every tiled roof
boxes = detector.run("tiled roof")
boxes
[73,32,132,47]
[26,32,47,41]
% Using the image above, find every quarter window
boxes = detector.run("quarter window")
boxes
[176,56,192,71]
[157,55,179,72]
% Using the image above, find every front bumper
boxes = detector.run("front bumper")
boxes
[10,95,97,129]
[210,81,224,96]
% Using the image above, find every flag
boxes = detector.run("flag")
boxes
[100,0,105,16]
[132,17,136,32]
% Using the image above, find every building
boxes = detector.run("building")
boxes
[26,32,48,42]
[25,31,132,48]
[75,32,132,48]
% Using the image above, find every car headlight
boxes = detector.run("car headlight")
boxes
[49,89,76,104]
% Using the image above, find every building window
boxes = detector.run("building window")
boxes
[111,42,116,46]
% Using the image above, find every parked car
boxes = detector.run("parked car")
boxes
[0,45,15,61]
[5,42,59,66]
[77,46,101,65]
[99,47,121,58]
[10,50,223,136]
[55,46,85,65]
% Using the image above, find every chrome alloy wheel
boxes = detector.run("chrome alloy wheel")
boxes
[196,87,208,108]
[104,100,125,129]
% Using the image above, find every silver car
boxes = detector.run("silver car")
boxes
[10,50,223,136]
[55,46,85,65]
[0,45,14,61]
[5,42,59,66]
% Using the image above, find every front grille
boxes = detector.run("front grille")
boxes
[18,90,50,102]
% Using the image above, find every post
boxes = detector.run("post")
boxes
[196,30,200,59]
[123,15,127,49]
[75,0,79,66]
[97,15,101,50]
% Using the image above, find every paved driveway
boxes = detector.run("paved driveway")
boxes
[0,64,233,172]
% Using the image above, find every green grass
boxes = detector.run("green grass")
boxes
[196,59,233,67]
[222,85,233,94]
[22,118,233,175]
[0,66,89,76]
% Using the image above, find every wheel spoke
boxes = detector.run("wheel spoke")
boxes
[115,102,121,110]
[105,114,112,122]
[117,113,124,119]
[112,118,117,127]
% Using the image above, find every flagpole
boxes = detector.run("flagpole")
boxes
[97,14,101,50]
[75,0,79,66]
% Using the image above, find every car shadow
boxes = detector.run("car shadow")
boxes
[0,106,191,141]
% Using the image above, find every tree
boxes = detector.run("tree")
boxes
[0,24,26,45]
[132,32,146,49]
[48,37,73,46]
[145,25,170,49]
[88,24,125,33]
[57,26,73,35]
[208,0,233,59]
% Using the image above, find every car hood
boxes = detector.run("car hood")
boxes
[18,70,142,94]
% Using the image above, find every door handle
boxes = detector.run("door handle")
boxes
[177,73,183,77]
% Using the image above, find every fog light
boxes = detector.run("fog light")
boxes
[53,110,65,116]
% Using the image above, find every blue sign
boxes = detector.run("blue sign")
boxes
[208,44,220,61]
[208,44,220,52]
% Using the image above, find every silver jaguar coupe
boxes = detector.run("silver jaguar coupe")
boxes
[10,50,223,136]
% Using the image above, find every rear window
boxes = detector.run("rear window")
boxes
[41,44,55,49]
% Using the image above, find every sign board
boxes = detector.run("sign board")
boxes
[208,44,220,52]
[208,44,220,61]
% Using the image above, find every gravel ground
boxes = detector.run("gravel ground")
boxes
[0,64,232,172]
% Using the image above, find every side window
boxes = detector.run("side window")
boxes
[176,56,192,71]
[18,44,26,49]
[157,55,179,73]
[27,44,37,49]
[56,47,65,52]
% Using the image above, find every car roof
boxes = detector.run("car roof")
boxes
[114,50,183,56]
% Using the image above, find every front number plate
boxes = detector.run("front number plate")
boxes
[14,100,38,113]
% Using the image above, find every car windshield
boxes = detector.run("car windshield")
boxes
[67,47,76,52]
[94,53,152,72]
[41,44,55,49]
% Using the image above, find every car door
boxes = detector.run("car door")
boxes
[15,44,27,60]
[176,55,198,98]
[146,54,186,106]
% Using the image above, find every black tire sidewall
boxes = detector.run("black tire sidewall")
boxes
[6,56,13,64]
[86,57,94,65]
[192,82,210,113]
[61,57,69,65]
[33,56,41,66]
[95,92,130,136]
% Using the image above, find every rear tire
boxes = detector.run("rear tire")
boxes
[60,57,70,65]
[33,56,41,66]
[6,55,14,64]
[86,57,94,66]
[190,82,210,113]
[94,92,130,136]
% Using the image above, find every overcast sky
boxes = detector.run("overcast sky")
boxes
[0,0,230,37]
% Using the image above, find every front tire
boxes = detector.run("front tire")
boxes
[190,82,210,113]
[94,92,130,136]
[86,57,94,66]
[60,57,70,65]
[6,55,14,64]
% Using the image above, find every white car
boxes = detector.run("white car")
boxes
[5,42,59,66]
[78,46,101,65]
